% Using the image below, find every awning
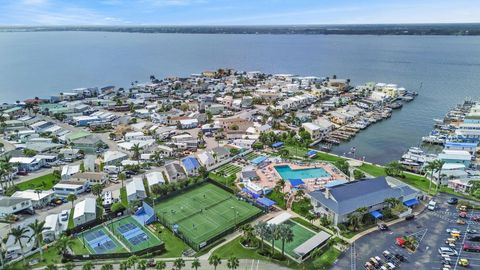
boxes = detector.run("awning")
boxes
[289,178,305,187]
[251,156,268,165]
[271,142,284,148]
[370,210,383,219]
[403,198,419,207]
[307,150,317,157]
[256,197,276,207]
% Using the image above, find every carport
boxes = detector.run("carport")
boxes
[403,198,419,207]
[370,210,384,219]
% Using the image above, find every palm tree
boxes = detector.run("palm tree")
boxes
[127,255,139,270]
[356,207,369,225]
[118,172,126,188]
[434,160,445,192]
[269,224,281,255]
[82,261,94,270]
[240,224,255,245]
[209,254,222,270]
[56,235,73,256]
[9,227,29,265]
[346,212,360,231]
[67,193,77,209]
[424,160,437,194]
[173,258,185,270]
[191,258,201,270]
[155,261,166,270]
[131,143,142,160]
[227,256,239,270]
[254,222,268,250]
[137,259,147,270]
[279,224,294,256]
[101,264,113,270]
[28,219,46,261]
[384,197,400,209]
[91,184,104,198]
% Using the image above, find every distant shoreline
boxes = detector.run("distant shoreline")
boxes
[2,23,480,35]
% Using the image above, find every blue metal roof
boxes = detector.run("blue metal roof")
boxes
[256,197,275,207]
[181,156,200,171]
[289,178,305,187]
[445,142,478,147]
[271,142,284,148]
[403,198,419,207]
[307,150,317,156]
[370,210,383,219]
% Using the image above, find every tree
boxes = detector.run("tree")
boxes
[279,224,294,256]
[131,143,142,160]
[353,169,365,180]
[208,254,222,270]
[119,172,126,188]
[173,258,185,270]
[67,193,77,209]
[198,166,208,178]
[433,160,445,192]
[137,260,147,270]
[111,202,126,213]
[127,255,139,270]
[227,256,239,270]
[424,160,437,194]
[385,161,404,177]
[28,219,46,261]
[254,222,268,250]
[240,224,255,245]
[92,184,104,198]
[101,264,113,270]
[404,235,418,251]
[155,261,166,270]
[9,227,29,265]
[82,262,94,270]
[384,197,400,209]
[191,258,201,270]
[334,160,350,176]
[356,207,369,225]
[267,224,281,255]
[56,235,73,256]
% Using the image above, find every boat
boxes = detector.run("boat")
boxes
[388,101,403,109]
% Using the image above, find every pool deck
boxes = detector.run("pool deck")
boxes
[256,161,346,193]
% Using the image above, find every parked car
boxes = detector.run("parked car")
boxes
[60,212,68,221]
[467,235,480,242]
[17,170,28,176]
[438,247,458,256]
[463,243,480,252]
[447,197,458,205]
[378,223,389,231]
[457,219,466,225]
[446,228,461,234]
[405,214,415,220]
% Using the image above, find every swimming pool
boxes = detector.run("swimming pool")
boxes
[274,165,330,180]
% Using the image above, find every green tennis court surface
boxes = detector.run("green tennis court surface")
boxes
[108,215,163,252]
[155,183,262,249]
[271,220,316,259]
[214,164,242,177]
[76,226,126,254]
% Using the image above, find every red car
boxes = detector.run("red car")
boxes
[463,243,480,252]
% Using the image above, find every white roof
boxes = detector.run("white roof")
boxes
[44,214,59,232]
[267,212,293,225]
[10,157,36,164]
[104,150,128,163]
[302,122,321,131]
[73,197,96,219]
[145,172,165,186]
[126,178,145,196]
[54,183,83,189]
[12,190,54,201]
[61,164,80,176]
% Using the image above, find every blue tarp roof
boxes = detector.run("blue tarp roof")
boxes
[251,155,268,165]
[307,150,317,156]
[403,198,419,207]
[256,197,276,207]
[289,178,305,187]
[271,142,284,148]
[181,156,200,171]
[370,210,383,219]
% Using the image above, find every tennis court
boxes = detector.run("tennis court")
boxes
[271,220,316,259]
[109,215,163,252]
[155,183,262,249]
[214,163,242,177]
[78,226,125,254]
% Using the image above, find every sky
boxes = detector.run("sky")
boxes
[0,0,479,26]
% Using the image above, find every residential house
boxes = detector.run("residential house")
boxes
[73,197,97,227]
[164,163,186,182]
[103,150,128,165]
[11,190,54,209]
[126,178,146,202]
[181,156,201,176]
[0,197,34,217]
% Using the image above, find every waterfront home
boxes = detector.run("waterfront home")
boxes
[455,122,480,142]
[126,178,147,202]
[11,190,55,209]
[302,122,324,140]
[164,162,187,182]
[438,150,472,167]
[73,197,97,227]
[444,142,478,156]
[308,177,419,225]
[0,197,34,217]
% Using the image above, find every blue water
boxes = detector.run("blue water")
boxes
[275,165,330,180]
[1,32,480,164]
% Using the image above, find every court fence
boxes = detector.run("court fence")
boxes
[63,242,165,261]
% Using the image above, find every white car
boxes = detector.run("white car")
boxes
[438,247,458,256]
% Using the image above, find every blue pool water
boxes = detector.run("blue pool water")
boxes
[274,165,330,180]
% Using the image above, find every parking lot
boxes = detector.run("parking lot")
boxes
[332,195,480,270]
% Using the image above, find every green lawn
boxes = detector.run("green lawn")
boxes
[270,220,316,259]
[309,245,341,270]
[67,208,74,229]
[15,173,58,191]
[266,190,286,209]
[291,198,313,217]
[70,238,91,255]
[208,172,236,189]
[120,187,128,206]
[291,217,321,232]
[283,145,346,162]
[10,242,63,269]
[152,223,190,258]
